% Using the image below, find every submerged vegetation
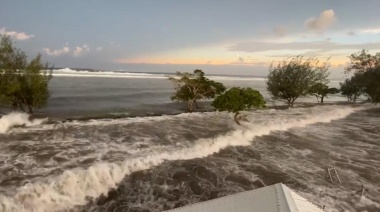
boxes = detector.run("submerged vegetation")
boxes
[0,35,52,114]
[168,71,266,124]
[168,50,380,124]
[343,50,380,103]
[168,69,225,111]
[212,87,266,125]
[266,56,330,106]
[309,83,339,104]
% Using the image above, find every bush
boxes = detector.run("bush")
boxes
[212,87,265,125]
[0,35,52,113]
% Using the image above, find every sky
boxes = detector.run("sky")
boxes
[1,0,380,77]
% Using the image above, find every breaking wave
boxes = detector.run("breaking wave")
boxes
[0,106,360,212]
[0,112,46,134]
[52,68,167,79]
[51,68,266,81]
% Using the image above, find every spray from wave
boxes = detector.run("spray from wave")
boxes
[0,112,46,134]
[0,106,361,212]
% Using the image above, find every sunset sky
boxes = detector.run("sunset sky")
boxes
[1,0,380,77]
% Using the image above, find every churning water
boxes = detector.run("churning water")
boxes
[0,70,378,212]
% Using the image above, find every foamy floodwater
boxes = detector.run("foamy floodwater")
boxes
[1,105,379,212]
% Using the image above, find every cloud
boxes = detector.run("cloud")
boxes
[347,31,356,36]
[96,46,103,52]
[0,27,34,40]
[73,44,90,57]
[229,40,380,53]
[361,28,380,34]
[266,52,346,58]
[44,44,92,57]
[230,57,265,65]
[305,10,336,33]
[43,46,70,56]
[273,26,287,37]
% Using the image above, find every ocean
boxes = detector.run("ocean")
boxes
[0,69,379,212]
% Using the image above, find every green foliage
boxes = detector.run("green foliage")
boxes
[345,50,380,74]
[309,83,339,103]
[212,87,265,124]
[339,78,362,102]
[351,67,380,103]
[0,35,52,113]
[212,87,265,113]
[345,50,380,104]
[169,69,225,111]
[266,56,330,106]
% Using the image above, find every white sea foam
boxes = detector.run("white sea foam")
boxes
[51,68,266,81]
[0,112,46,134]
[0,106,361,212]
[52,68,167,79]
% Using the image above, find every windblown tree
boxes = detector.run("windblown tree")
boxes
[169,69,225,111]
[212,87,266,125]
[266,56,330,106]
[345,50,380,103]
[309,83,339,103]
[339,78,362,102]
[345,50,380,74]
[0,35,52,114]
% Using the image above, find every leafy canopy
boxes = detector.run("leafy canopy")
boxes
[169,69,225,111]
[309,83,339,103]
[0,35,52,113]
[345,50,380,74]
[339,78,362,102]
[212,87,266,113]
[345,50,380,103]
[266,56,330,106]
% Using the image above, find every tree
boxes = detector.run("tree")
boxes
[169,69,225,111]
[339,78,362,102]
[348,67,380,103]
[345,50,380,104]
[212,87,266,125]
[309,83,339,103]
[0,35,52,114]
[266,56,330,106]
[345,50,380,74]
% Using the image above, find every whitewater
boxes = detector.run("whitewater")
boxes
[0,71,379,211]
[1,104,379,212]
[51,68,266,81]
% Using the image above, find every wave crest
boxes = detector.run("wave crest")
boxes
[0,112,46,134]
[0,106,360,211]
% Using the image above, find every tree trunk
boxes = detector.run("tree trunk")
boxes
[12,101,17,110]
[28,105,33,114]
[187,100,194,112]
[194,100,199,109]
[321,96,324,104]
[18,103,26,112]
[234,112,241,125]
[290,98,296,107]
[316,96,320,103]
